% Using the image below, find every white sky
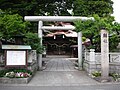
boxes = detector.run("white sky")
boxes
[112,0,120,23]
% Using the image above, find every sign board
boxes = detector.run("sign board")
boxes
[6,50,26,66]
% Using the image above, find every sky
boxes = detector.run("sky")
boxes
[112,0,120,23]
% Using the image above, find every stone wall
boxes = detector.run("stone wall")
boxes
[0,53,5,70]
[84,49,120,75]
[27,50,38,73]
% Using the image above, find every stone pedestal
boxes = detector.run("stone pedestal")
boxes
[90,49,95,63]
[38,54,42,70]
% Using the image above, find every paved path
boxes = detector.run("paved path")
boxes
[28,57,98,86]
[44,58,77,71]
[28,71,98,86]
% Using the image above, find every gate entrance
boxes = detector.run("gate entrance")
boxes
[24,16,94,70]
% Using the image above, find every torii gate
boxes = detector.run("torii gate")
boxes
[24,16,94,70]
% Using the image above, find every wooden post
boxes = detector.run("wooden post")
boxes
[101,29,109,82]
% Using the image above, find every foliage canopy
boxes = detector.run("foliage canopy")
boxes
[74,15,120,51]
[0,11,29,40]
[0,0,113,17]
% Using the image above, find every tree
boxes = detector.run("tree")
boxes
[109,22,120,51]
[0,10,30,41]
[0,0,113,17]
[0,10,43,53]
[0,0,72,16]
[112,22,120,35]
[73,0,113,17]
[24,32,43,54]
[74,15,119,51]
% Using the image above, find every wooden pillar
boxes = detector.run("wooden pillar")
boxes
[101,29,109,81]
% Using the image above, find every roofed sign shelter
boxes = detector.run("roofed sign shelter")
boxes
[2,45,31,68]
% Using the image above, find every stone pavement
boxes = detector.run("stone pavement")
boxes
[28,71,99,86]
[27,56,99,86]
[44,57,77,71]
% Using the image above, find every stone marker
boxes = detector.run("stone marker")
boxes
[101,29,109,82]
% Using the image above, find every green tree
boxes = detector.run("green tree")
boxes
[0,0,113,17]
[0,0,72,16]
[24,32,43,54]
[0,10,43,53]
[0,12,29,40]
[73,0,113,17]
[109,22,120,51]
[74,15,118,51]
[112,22,120,35]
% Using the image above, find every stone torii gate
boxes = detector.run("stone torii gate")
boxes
[24,16,94,70]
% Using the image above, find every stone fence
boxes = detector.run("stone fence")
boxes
[0,50,38,72]
[84,49,120,74]
[0,54,4,64]
[27,50,38,72]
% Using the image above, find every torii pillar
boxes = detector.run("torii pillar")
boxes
[78,31,82,70]
[38,21,43,70]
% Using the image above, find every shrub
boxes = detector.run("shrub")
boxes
[24,32,44,54]
[0,69,32,78]
[91,71,101,77]
[109,73,120,81]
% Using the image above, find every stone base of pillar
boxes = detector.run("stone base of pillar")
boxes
[94,76,112,83]
[37,54,43,71]
[78,67,83,71]
[75,66,83,71]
